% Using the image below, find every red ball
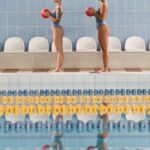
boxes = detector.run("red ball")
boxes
[85,7,95,17]
[41,8,51,19]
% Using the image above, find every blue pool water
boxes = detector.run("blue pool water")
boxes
[0,73,150,150]
[0,113,150,150]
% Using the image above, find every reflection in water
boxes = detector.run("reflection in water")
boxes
[42,115,64,150]
[87,113,109,150]
[42,110,109,150]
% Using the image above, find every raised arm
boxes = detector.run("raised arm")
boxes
[56,6,63,22]
[94,0,108,20]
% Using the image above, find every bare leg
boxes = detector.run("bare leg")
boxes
[99,107,109,150]
[53,27,64,72]
[98,24,110,73]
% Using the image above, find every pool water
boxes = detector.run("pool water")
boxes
[0,72,150,150]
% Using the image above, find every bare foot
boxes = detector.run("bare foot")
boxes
[87,146,95,150]
[90,70,97,73]
[97,68,109,73]
[90,69,99,73]
[42,145,50,150]
[52,68,62,72]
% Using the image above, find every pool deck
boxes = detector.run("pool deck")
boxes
[0,70,149,90]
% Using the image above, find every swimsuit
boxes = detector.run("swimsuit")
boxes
[51,7,63,28]
[96,8,107,29]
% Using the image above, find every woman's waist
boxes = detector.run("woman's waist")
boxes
[96,19,107,24]
[51,22,62,28]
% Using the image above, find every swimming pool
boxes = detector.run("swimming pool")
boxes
[0,72,150,150]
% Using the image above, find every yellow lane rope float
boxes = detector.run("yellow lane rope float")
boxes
[97,96,103,104]
[91,105,98,114]
[45,96,51,104]
[107,104,115,115]
[116,96,123,103]
[83,96,91,104]
[0,105,4,116]
[109,96,115,104]
[27,96,34,104]
[37,105,45,115]
[104,96,109,103]
[136,96,142,103]
[16,96,25,104]
[28,105,36,115]
[71,96,77,104]
[2,96,8,104]
[123,105,130,114]
[122,96,129,103]
[142,96,149,103]
[34,96,40,104]
[21,105,28,116]
[84,105,91,115]
[78,96,83,104]
[67,105,75,115]
[7,96,14,104]
[115,105,123,114]
[40,96,47,104]
[13,105,20,116]
[45,105,52,115]
[75,105,83,115]
[131,105,139,114]
[147,105,150,115]
[92,96,97,104]
[59,105,67,115]
[139,104,146,114]
[52,105,60,116]
[66,96,72,104]
[5,105,13,116]
[99,104,107,116]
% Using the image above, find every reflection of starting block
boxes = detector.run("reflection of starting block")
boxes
[30,113,49,123]
[78,114,97,123]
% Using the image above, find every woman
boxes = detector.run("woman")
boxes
[49,0,64,72]
[89,0,110,72]
[87,102,109,150]
[42,115,64,150]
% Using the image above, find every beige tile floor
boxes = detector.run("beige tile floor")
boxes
[0,68,150,73]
